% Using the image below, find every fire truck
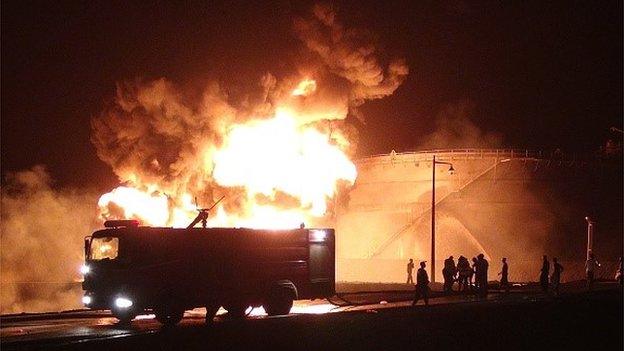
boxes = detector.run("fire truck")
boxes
[81,220,335,325]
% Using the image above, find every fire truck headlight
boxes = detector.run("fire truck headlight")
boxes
[115,297,133,309]
[82,295,92,305]
[79,264,90,275]
[309,230,327,242]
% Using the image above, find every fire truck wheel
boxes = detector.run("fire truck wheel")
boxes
[155,306,185,326]
[264,286,294,316]
[205,304,220,324]
[223,303,248,318]
[112,308,137,324]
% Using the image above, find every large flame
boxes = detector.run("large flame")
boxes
[97,79,357,229]
[291,78,317,97]
[94,4,408,229]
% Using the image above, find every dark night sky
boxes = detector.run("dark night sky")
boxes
[1,1,622,189]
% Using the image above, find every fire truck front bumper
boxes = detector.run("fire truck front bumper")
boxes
[81,291,136,311]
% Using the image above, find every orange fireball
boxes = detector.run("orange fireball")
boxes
[97,79,357,229]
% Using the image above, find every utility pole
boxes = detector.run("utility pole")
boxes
[431,155,455,283]
[585,216,595,260]
[431,155,436,283]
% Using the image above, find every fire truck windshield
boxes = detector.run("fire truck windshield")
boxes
[90,237,119,260]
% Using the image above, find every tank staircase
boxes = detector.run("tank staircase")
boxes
[366,156,519,259]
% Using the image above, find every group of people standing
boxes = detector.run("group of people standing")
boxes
[408,253,494,306]
[409,251,622,306]
[540,252,612,295]
[440,254,492,296]
[539,255,565,296]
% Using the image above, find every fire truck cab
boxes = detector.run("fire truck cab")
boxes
[81,220,335,325]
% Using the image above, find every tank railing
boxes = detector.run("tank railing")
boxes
[357,148,550,163]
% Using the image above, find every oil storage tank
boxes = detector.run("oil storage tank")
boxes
[335,149,622,283]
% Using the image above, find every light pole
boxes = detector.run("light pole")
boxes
[431,155,455,283]
[585,216,595,260]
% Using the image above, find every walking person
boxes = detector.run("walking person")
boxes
[470,257,478,291]
[406,258,415,284]
[551,257,563,296]
[412,261,430,306]
[586,252,601,290]
[477,254,489,297]
[442,256,457,293]
[540,255,550,293]
[450,256,457,291]
[498,257,509,293]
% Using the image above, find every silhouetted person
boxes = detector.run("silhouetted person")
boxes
[412,261,430,306]
[605,139,619,155]
[442,256,457,293]
[406,259,415,284]
[450,256,457,289]
[457,256,471,292]
[476,254,489,297]
[551,257,563,296]
[615,256,623,286]
[553,148,563,159]
[586,252,601,290]
[498,257,509,293]
[470,257,478,290]
[540,255,550,293]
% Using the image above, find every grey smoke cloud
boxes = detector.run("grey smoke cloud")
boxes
[418,100,503,149]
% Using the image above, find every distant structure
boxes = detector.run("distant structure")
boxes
[335,149,622,283]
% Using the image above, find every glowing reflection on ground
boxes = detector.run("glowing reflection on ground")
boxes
[200,300,340,318]
[127,301,340,322]
[134,314,156,320]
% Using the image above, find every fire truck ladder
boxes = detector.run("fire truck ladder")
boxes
[366,157,514,259]
[186,195,225,229]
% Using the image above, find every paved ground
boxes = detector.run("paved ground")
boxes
[1,282,622,350]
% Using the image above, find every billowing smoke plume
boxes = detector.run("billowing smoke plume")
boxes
[91,79,231,199]
[293,3,409,107]
[1,167,99,313]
